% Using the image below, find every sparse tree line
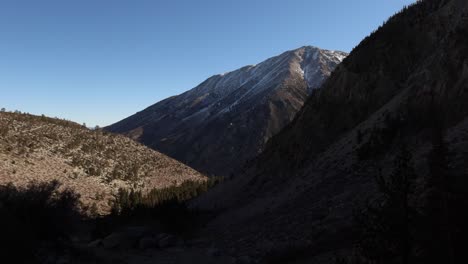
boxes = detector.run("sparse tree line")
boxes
[341,138,466,263]
[0,176,222,262]
[355,113,403,161]
[339,103,467,263]
[351,0,450,57]
[93,177,222,237]
[110,177,222,215]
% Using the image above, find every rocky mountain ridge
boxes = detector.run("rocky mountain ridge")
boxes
[107,46,347,176]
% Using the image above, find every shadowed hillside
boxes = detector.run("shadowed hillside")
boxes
[0,111,206,213]
[194,0,468,262]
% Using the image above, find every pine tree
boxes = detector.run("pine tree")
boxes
[357,144,417,264]
[419,100,454,264]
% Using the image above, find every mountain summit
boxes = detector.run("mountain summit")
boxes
[107,46,347,176]
[194,0,468,260]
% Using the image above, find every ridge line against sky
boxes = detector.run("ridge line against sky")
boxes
[0,0,416,127]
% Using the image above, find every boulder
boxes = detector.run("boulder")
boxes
[157,234,179,248]
[87,239,102,248]
[207,247,222,257]
[236,255,252,264]
[102,233,125,249]
[139,236,157,250]
[102,226,158,250]
[102,232,138,249]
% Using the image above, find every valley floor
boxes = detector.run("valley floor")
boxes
[89,248,235,264]
[71,238,248,264]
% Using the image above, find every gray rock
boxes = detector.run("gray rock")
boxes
[188,238,207,246]
[236,255,252,264]
[56,257,70,264]
[158,234,178,248]
[87,239,102,248]
[102,232,138,249]
[207,247,222,257]
[225,256,237,264]
[102,233,122,249]
[139,236,157,250]
[101,226,160,250]
[165,247,185,253]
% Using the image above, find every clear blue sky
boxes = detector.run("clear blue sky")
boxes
[0,0,415,127]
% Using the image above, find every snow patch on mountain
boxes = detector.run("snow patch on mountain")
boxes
[178,46,348,121]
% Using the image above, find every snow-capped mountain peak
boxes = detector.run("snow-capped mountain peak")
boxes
[107,46,348,176]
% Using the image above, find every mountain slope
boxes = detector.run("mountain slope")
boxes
[0,111,205,213]
[107,46,347,176]
[195,0,468,260]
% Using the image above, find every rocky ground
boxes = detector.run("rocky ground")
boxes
[46,225,254,264]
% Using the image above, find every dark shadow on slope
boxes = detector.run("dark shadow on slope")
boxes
[0,178,223,263]
[90,178,223,244]
[0,181,81,263]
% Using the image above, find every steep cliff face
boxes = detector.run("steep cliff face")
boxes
[195,0,468,260]
[107,46,347,176]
